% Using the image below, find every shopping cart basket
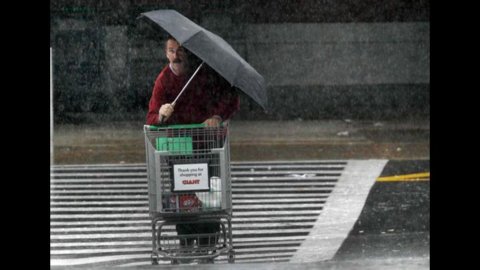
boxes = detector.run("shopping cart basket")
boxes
[144,123,235,264]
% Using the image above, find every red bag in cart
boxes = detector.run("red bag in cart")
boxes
[178,194,202,213]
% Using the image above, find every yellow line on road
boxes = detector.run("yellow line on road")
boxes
[377,172,430,182]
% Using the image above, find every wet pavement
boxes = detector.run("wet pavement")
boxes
[52,119,429,164]
[50,119,430,269]
[50,160,429,269]
[51,257,429,270]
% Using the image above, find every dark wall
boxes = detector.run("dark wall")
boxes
[50,0,430,124]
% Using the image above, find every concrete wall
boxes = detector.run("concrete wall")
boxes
[245,22,429,86]
[234,22,430,120]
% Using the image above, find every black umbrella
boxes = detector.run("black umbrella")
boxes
[138,9,268,111]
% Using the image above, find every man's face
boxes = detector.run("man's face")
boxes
[165,39,189,76]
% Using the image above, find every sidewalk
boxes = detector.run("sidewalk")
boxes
[52,119,430,164]
[229,119,429,161]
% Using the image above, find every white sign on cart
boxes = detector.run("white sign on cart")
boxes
[173,163,209,191]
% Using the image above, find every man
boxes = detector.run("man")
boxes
[146,36,239,262]
[146,36,239,126]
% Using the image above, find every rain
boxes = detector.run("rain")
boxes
[50,1,429,269]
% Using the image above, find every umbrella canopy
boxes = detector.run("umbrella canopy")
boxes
[138,9,267,111]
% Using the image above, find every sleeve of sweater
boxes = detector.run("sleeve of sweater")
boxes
[146,72,168,125]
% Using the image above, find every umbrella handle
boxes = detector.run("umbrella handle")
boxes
[158,100,177,125]
[159,114,166,124]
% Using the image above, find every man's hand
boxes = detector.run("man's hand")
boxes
[159,103,174,122]
[203,115,222,127]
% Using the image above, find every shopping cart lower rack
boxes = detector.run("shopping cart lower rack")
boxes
[144,123,235,264]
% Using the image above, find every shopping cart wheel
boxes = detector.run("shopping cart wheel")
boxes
[151,255,159,265]
[228,250,235,263]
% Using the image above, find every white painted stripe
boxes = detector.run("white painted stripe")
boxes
[51,245,297,256]
[232,181,335,187]
[50,207,148,212]
[51,207,318,213]
[232,193,328,198]
[231,171,341,176]
[50,189,148,194]
[50,201,148,206]
[50,216,313,227]
[51,222,314,234]
[50,177,335,184]
[50,195,147,200]
[51,232,152,239]
[51,169,339,178]
[231,210,322,216]
[51,184,147,189]
[233,217,316,222]
[51,227,150,233]
[51,247,150,255]
[51,253,291,266]
[232,176,340,181]
[50,254,149,266]
[231,223,314,229]
[50,220,149,226]
[231,229,310,235]
[51,212,320,220]
[232,164,345,169]
[50,236,305,248]
[50,161,347,169]
[50,241,152,248]
[290,159,388,263]
[51,163,146,168]
[234,198,326,203]
[50,178,148,183]
[51,227,311,240]
[50,213,149,219]
[232,203,323,209]
[232,187,333,192]
[51,172,147,177]
[233,239,302,247]
[231,160,348,165]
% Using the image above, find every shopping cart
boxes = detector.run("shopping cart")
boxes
[144,123,235,264]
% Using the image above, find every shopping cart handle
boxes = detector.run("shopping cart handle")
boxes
[146,122,225,131]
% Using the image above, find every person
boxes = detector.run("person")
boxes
[146,36,239,126]
[146,36,239,262]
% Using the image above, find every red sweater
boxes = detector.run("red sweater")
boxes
[146,65,240,125]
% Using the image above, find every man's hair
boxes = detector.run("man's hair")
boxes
[164,34,200,65]
[164,35,177,50]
